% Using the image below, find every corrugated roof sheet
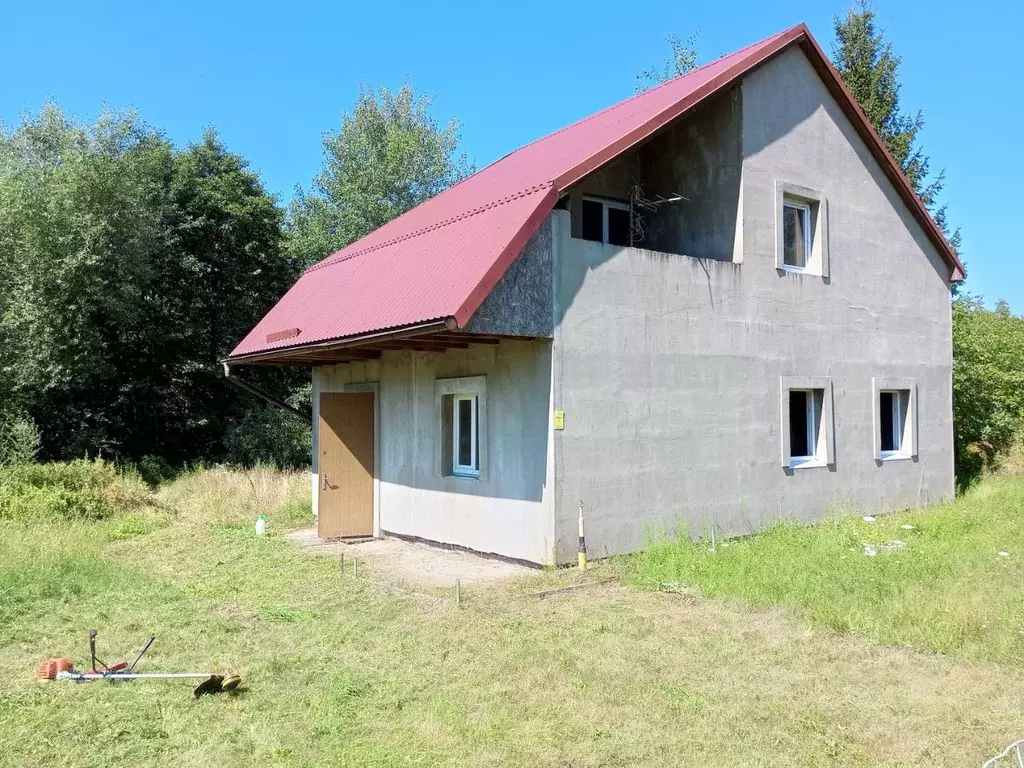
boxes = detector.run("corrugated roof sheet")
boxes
[229,23,963,361]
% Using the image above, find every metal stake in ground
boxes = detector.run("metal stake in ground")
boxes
[578,502,588,571]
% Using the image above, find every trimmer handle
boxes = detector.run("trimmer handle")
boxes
[89,628,98,672]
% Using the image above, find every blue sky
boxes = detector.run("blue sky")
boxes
[2,0,1020,310]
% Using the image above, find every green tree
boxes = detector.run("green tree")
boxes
[287,84,472,267]
[951,294,1024,487]
[636,32,700,93]
[831,2,959,252]
[0,105,298,464]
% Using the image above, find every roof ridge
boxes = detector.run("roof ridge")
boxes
[305,181,555,274]
[492,27,797,162]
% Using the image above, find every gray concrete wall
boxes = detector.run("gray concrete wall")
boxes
[640,88,742,261]
[313,338,556,564]
[550,46,955,563]
[463,216,554,337]
[564,88,742,261]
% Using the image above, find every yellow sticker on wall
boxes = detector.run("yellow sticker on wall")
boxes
[553,410,565,430]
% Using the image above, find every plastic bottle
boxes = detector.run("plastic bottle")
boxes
[255,514,266,536]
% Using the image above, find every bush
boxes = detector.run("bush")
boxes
[0,459,150,522]
[133,455,177,487]
[0,411,40,467]
[224,387,311,469]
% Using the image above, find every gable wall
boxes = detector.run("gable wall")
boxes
[549,46,954,562]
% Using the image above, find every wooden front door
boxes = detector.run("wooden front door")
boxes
[318,392,375,539]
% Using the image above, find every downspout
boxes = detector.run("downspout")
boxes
[223,362,312,425]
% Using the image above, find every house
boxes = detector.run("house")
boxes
[226,24,964,566]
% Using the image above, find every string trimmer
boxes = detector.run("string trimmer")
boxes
[39,629,242,699]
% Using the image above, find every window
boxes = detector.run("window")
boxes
[452,394,479,476]
[782,200,811,269]
[581,196,631,246]
[775,182,829,277]
[788,388,825,468]
[872,379,917,461]
[437,376,486,479]
[879,389,910,457]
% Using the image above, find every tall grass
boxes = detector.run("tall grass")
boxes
[631,477,1024,662]
[0,459,150,521]
[158,464,311,528]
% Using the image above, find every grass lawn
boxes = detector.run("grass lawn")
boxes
[1,466,1023,766]
[632,476,1024,665]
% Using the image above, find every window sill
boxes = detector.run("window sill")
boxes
[778,264,823,277]
[790,457,827,470]
[878,452,912,462]
[452,469,480,480]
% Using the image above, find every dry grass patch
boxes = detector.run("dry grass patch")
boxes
[157,464,311,528]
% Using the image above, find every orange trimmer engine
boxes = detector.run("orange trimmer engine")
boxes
[38,658,74,680]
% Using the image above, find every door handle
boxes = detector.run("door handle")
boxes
[321,473,328,491]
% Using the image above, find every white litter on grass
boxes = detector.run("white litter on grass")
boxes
[998,551,1010,558]
[862,540,906,556]
[901,524,914,530]
[862,516,876,523]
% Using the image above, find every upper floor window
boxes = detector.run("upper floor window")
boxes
[783,199,811,269]
[582,196,631,247]
[775,182,829,278]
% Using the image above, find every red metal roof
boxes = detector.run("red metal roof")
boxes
[229,23,964,362]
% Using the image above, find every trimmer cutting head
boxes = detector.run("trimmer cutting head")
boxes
[193,673,243,698]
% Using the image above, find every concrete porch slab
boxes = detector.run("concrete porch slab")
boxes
[285,529,533,588]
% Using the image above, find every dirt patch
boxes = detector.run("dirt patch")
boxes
[285,528,533,587]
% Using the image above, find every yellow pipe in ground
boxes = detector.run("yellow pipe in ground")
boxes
[577,502,587,571]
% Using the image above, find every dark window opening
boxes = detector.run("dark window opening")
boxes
[607,206,631,246]
[457,397,474,468]
[581,199,603,242]
[879,391,896,452]
[789,390,810,457]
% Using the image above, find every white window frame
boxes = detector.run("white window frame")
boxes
[780,376,835,472]
[789,388,825,469]
[873,380,917,462]
[582,195,630,245]
[878,390,904,458]
[452,393,479,478]
[775,181,829,278]
[782,200,812,271]
[435,375,487,481]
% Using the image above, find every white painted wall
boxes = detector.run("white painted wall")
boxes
[313,339,556,564]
